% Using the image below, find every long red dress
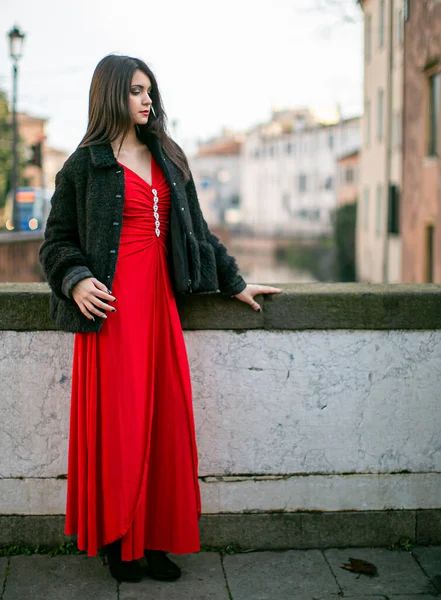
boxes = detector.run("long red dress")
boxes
[64,154,202,561]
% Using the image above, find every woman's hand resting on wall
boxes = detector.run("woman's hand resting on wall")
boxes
[233,284,281,312]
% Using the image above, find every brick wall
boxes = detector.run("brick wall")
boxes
[0,233,44,282]
[402,0,441,282]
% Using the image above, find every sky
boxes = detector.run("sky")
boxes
[1,0,363,155]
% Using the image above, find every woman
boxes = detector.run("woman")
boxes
[39,54,281,583]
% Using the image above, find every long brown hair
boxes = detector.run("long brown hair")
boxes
[79,54,190,182]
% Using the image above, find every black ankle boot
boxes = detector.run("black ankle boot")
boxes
[104,539,143,582]
[144,549,181,581]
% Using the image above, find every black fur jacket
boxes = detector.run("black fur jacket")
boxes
[39,132,247,333]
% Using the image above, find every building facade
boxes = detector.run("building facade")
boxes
[357,0,404,283]
[189,131,243,228]
[17,112,68,191]
[336,150,361,207]
[402,0,441,282]
[240,108,360,237]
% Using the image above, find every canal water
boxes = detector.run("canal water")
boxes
[229,237,317,285]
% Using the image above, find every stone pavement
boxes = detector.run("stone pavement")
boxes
[1,546,441,599]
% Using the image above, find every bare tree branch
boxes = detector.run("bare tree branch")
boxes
[299,0,362,25]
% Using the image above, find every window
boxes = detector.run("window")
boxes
[378,88,384,141]
[298,174,307,193]
[403,0,409,21]
[365,100,371,147]
[296,209,320,221]
[285,142,292,154]
[345,168,354,183]
[376,184,382,235]
[425,225,435,283]
[388,184,400,234]
[392,111,402,149]
[324,176,333,191]
[396,8,403,46]
[295,115,306,131]
[365,13,372,61]
[363,188,370,231]
[328,134,334,150]
[428,73,440,156]
[379,0,385,48]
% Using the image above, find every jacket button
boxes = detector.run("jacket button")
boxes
[110,249,116,254]
[173,182,176,186]
[189,231,192,235]
[112,221,119,225]
[106,275,111,279]
[115,194,122,198]
[116,170,122,174]
[181,207,184,211]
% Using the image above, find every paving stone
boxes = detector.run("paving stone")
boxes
[412,546,441,592]
[3,555,116,600]
[120,552,229,600]
[324,548,437,596]
[223,549,340,600]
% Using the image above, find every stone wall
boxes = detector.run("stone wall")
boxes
[1,282,441,548]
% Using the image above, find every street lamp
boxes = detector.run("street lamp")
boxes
[7,24,25,231]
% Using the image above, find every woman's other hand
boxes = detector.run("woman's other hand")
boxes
[72,277,117,321]
[233,284,282,312]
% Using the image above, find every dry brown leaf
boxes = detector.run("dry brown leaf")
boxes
[340,557,378,577]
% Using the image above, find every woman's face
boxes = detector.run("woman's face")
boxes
[129,69,153,125]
